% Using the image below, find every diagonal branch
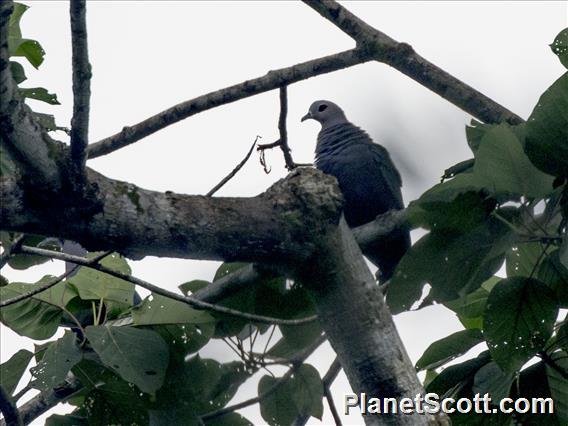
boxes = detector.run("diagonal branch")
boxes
[0,384,22,426]
[303,0,524,125]
[87,48,372,158]
[69,0,91,185]
[7,245,317,326]
[0,250,110,308]
[206,136,259,196]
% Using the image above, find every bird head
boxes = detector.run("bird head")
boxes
[301,100,348,128]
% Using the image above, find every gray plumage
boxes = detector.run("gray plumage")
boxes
[302,100,410,281]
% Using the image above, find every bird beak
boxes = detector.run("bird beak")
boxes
[301,112,312,122]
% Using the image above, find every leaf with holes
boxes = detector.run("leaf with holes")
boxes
[31,331,82,391]
[132,293,215,326]
[85,325,168,393]
[483,277,558,372]
[416,329,483,371]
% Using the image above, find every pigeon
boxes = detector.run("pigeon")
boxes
[301,100,410,282]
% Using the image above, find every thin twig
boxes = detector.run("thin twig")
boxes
[0,234,25,269]
[206,136,260,196]
[87,48,371,158]
[277,86,295,170]
[13,245,317,326]
[256,86,296,171]
[302,0,523,125]
[200,334,327,422]
[0,251,111,308]
[0,384,22,426]
[69,0,91,185]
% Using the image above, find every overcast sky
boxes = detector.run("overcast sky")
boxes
[1,1,567,425]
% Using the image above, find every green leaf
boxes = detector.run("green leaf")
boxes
[179,279,210,295]
[289,364,324,420]
[0,233,61,270]
[0,276,76,339]
[426,351,491,398]
[68,253,135,305]
[525,73,568,178]
[472,361,514,401]
[408,191,494,233]
[416,329,483,371]
[550,28,568,69]
[423,369,438,388]
[85,325,169,393]
[259,364,323,425]
[19,86,59,104]
[33,112,63,133]
[483,277,559,372]
[205,412,253,426]
[513,361,558,425]
[72,360,150,425]
[506,242,547,277]
[0,349,33,395]
[154,323,214,357]
[45,413,88,426]
[153,355,249,417]
[474,124,554,198]
[445,276,500,329]
[132,293,215,326]
[537,249,568,307]
[388,217,512,313]
[12,39,45,69]
[31,331,82,391]
[9,60,26,84]
[546,351,568,423]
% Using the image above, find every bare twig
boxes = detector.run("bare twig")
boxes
[87,48,372,158]
[323,358,343,426]
[277,86,295,170]
[13,246,317,326]
[257,86,296,171]
[0,234,25,269]
[0,384,22,426]
[69,0,91,185]
[206,136,260,196]
[0,251,111,308]
[200,334,327,422]
[303,0,523,126]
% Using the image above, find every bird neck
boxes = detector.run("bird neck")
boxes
[320,114,348,130]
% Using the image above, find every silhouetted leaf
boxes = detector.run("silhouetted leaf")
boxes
[416,329,483,371]
[483,277,558,372]
[550,28,568,69]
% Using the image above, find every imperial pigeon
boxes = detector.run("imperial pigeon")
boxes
[301,100,410,281]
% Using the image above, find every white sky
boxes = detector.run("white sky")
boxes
[1,1,567,425]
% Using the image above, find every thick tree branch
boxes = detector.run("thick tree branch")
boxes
[303,0,524,125]
[86,48,372,158]
[298,219,428,425]
[1,168,344,263]
[9,245,317,326]
[69,0,91,185]
[0,2,63,190]
[0,385,22,426]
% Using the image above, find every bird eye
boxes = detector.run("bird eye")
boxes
[318,104,328,112]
